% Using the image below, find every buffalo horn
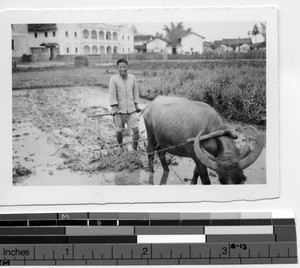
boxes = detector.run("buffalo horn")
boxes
[194,131,219,171]
[238,130,264,169]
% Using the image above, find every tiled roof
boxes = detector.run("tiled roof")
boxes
[40,43,59,47]
[221,38,252,45]
[144,37,168,45]
[28,24,57,32]
[134,35,153,42]
[178,32,205,40]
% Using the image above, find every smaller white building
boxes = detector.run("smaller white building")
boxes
[177,32,205,54]
[145,37,170,53]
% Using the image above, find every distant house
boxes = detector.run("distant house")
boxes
[176,32,205,54]
[134,35,153,53]
[28,24,60,61]
[251,41,266,50]
[11,24,30,62]
[222,38,252,52]
[203,41,214,52]
[213,38,252,53]
[145,37,171,54]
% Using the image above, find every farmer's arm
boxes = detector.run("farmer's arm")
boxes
[109,76,119,115]
[109,76,118,106]
[132,76,141,112]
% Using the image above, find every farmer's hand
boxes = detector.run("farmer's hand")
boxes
[111,105,118,116]
[135,104,142,113]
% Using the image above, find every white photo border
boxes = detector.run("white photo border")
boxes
[0,7,278,206]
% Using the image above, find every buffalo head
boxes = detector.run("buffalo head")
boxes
[193,129,263,184]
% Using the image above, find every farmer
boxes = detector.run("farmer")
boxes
[109,58,141,151]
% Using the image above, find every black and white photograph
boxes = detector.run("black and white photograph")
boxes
[1,7,279,204]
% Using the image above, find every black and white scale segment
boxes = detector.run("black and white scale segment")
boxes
[0,211,297,265]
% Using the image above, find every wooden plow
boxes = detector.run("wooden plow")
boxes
[89,112,238,161]
[88,113,147,160]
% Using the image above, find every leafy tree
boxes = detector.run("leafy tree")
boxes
[155,31,164,39]
[163,22,191,46]
[130,25,138,35]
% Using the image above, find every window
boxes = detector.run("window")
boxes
[65,31,68,37]
[191,47,193,51]
[83,30,89,39]
[91,30,97,39]
[34,32,38,38]
[74,32,77,38]
[75,47,78,53]
[106,32,111,40]
[53,31,56,37]
[12,39,14,50]
[44,32,48,37]
[99,31,104,40]
[67,47,69,53]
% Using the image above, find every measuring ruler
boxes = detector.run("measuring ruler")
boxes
[0,212,297,265]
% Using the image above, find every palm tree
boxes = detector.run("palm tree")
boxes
[163,22,191,46]
[259,22,266,41]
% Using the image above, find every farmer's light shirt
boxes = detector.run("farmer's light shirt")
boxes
[109,74,139,114]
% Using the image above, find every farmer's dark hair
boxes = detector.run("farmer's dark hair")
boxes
[117,58,128,66]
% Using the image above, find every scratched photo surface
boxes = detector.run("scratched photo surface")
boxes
[11,21,267,187]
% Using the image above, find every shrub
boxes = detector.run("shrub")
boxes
[21,54,32,62]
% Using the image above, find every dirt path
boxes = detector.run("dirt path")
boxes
[12,86,266,186]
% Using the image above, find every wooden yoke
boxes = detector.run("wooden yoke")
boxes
[187,129,238,143]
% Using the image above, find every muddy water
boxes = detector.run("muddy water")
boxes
[13,87,266,186]
[12,113,190,186]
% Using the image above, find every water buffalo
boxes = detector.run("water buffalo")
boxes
[143,96,264,184]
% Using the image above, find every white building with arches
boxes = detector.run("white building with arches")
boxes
[28,23,134,59]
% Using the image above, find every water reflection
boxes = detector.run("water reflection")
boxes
[113,170,174,185]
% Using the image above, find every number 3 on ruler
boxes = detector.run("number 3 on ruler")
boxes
[222,247,227,255]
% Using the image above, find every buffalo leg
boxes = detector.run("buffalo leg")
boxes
[157,147,170,172]
[191,166,199,185]
[146,131,157,173]
[192,160,211,185]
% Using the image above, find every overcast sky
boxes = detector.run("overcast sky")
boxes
[129,21,265,42]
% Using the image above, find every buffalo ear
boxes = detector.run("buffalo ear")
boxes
[239,132,264,170]
[240,145,251,159]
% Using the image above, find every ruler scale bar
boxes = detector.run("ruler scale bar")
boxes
[0,212,297,265]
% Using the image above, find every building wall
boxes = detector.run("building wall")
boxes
[27,23,134,56]
[181,34,204,54]
[31,47,50,61]
[146,39,167,53]
[57,24,81,55]
[12,24,30,58]
[119,25,134,54]
[79,24,120,55]
[28,28,59,48]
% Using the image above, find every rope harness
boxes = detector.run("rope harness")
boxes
[94,128,237,158]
